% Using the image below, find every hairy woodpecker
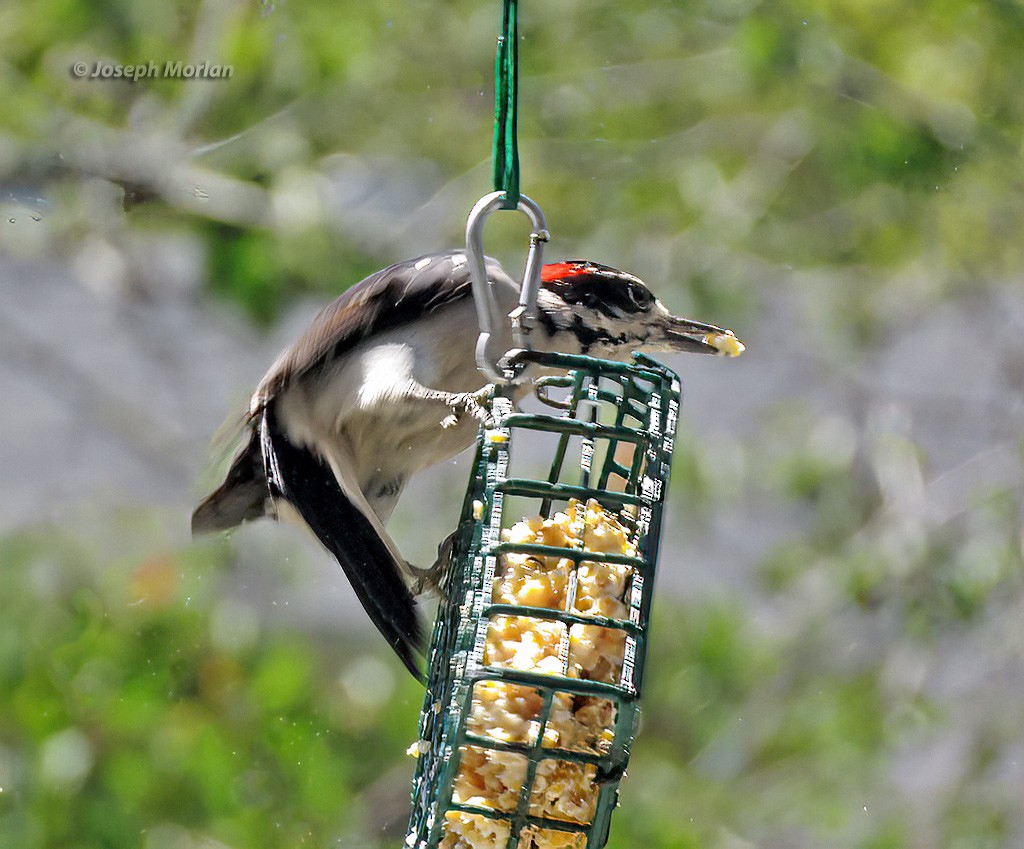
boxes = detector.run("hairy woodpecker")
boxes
[192,252,743,678]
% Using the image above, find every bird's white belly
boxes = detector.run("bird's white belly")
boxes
[347,405,476,480]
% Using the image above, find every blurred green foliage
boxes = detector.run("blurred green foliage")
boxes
[3,506,1019,848]
[4,0,1024,325]
[0,531,427,847]
[1,0,1023,847]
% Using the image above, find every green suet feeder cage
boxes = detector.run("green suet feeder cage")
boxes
[406,348,681,849]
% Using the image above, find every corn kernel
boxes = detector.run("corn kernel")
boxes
[705,330,744,357]
[435,500,636,848]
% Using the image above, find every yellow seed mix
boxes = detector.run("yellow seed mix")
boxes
[434,499,636,849]
[441,812,511,849]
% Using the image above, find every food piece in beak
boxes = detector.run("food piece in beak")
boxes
[705,329,744,357]
[661,314,745,357]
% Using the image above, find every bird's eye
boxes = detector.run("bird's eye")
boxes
[625,282,655,311]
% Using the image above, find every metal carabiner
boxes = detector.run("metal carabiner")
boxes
[465,191,550,383]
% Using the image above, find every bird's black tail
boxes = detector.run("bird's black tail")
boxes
[258,407,424,681]
[192,425,268,534]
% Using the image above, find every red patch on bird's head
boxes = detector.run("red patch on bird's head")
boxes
[541,261,594,283]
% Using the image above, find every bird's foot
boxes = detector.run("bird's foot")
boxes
[408,530,460,597]
[440,385,496,429]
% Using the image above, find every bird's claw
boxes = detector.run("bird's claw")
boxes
[441,386,496,429]
[409,565,441,597]
[408,530,460,597]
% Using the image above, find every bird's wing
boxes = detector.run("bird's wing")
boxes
[195,253,475,530]
[252,252,491,412]
[259,406,424,680]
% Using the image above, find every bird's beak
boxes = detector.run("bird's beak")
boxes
[656,312,745,357]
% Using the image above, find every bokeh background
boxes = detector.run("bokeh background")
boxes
[2,1,1023,847]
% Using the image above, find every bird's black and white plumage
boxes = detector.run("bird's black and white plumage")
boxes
[192,252,742,678]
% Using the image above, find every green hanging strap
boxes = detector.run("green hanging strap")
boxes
[492,0,520,209]
[468,0,549,382]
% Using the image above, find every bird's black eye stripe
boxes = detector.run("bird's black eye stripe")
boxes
[625,281,655,311]
[541,267,656,316]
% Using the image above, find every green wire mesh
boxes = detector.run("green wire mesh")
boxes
[406,350,681,849]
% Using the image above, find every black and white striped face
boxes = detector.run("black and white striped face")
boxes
[538,260,744,358]
[540,261,656,318]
